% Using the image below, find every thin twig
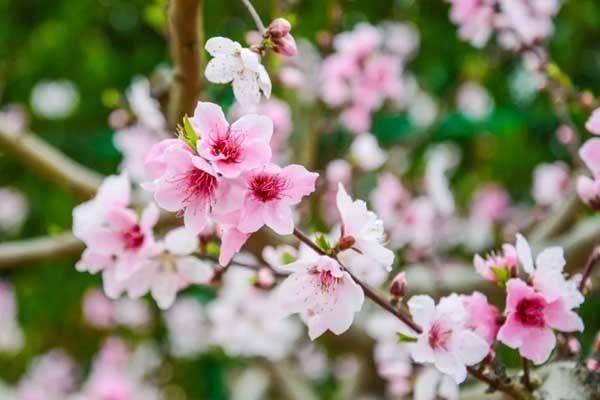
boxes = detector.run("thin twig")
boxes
[240,0,266,34]
[521,357,533,392]
[167,0,203,129]
[579,245,600,292]
[0,129,103,199]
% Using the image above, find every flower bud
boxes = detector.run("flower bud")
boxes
[337,235,356,251]
[257,268,275,288]
[266,18,291,38]
[389,272,406,299]
[567,336,581,354]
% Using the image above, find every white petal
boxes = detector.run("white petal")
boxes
[205,56,239,84]
[205,37,241,56]
[407,295,436,328]
[516,233,534,275]
[535,247,565,273]
[165,227,199,255]
[233,70,261,106]
[177,256,213,284]
[151,271,179,309]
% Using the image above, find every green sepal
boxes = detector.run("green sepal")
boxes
[396,332,418,343]
[315,234,332,252]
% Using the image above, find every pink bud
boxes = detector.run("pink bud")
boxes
[390,272,407,298]
[257,268,275,288]
[275,34,298,57]
[586,358,599,373]
[567,336,581,354]
[267,18,291,38]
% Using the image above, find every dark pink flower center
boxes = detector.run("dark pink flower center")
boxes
[122,224,144,250]
[211,132,243,163]
[181,169,218,203]
[318,270,339,291]
[516,297,545,327]
[248,173,288,202]
[428,321,452,350]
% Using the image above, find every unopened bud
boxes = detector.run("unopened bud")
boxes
[257,268,275,288]
[390,272,407,298]
[266,18,291,38]
[586,358,599,372]
[338,235,356,251]
[580,90,595,111]
[567,336,581,354]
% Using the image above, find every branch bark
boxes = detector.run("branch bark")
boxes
[167,0,203,130]
[0,233,84,268]
[0,129,103,199]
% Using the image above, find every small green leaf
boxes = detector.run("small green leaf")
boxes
[177,115,198,150]
[396,332,417,343]
[491,266,510,289]
[206,241,220,258]
[315,234,332,252]
[280,252,295,265]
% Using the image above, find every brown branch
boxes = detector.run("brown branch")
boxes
[240,0,266,34]
[0,129,103,199]
[530,193,580,243]
[0,233,84,269]
[579,244,600,292]
[167,0,203,130]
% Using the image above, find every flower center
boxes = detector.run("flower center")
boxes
[211,132,243,163]
[428,321,452,350]
[516,297,545,327]
[248,173,287,202]
[180,169,218,204]
[122,224,144,250]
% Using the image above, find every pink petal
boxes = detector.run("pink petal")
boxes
[218,227,250,266]
[579,138,600,176]
[190,102,229,141]
[230,114,273,142]
[519,327,556,365]
[544,299,584,332]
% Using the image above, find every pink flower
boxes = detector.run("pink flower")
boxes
[107,227,213,309]
[471,184,510,221]
[238,163,318,235]
[371,173,408,224]
[278,255,364,339]
[192,102,273,178]
[461,292,500,345]
[577,138,600,209]
[349,133,387,171]
[113,124,161,183]
[532,162,570,207]
[448,0,495,48]
[340,105,372,134]
[585,107,600,135]
[266,18,298,57]
[497,279,583,364]
[216,210,251,266]
[145,144,233,234]
[407,294,490,383]
[73,175,160,280]
[143,138,188,181]
[473,243,518,283]
[497,235,585,364]
[333,23,382,62]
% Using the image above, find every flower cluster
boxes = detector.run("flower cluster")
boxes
[577,113,600,209]
[447,0,561,50]
[320,22,419,133]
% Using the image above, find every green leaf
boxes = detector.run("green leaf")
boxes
[280,252,295,265]
[396,332,418,343]
[178,115,198,151]
[315,234,332,252]
[491,266,510,289]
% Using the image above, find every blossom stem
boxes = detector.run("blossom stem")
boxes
[579,245,600,292]
[466,366,529,400]
[521,357,533,391]
[239,0,266,34]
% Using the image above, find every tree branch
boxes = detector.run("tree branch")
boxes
[0,233,84,269]
[530,193,580,243]
[167,0,203,129]
[0,129,103,199]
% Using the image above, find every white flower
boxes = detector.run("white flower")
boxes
[349,133,387,171]
[277,255,364,340]
[204,37,271,106]
[336,184,395,277]
[208,266,300,360]
[164,297,210,357]
[30,80,79,119]
[407,294,490,383]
